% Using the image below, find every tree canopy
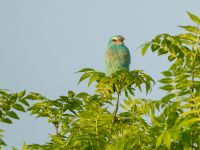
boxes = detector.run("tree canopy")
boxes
[1,12,200,150]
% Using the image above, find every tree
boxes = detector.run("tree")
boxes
[1,12,200,150]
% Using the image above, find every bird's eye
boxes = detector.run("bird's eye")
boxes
[112,39,117,42]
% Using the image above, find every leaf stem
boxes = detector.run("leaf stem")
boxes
[112,91,120,124]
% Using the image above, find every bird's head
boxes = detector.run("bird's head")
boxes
[108,35,125,46]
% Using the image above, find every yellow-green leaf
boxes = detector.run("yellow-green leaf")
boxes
[142,43,150,56]
[187,12,200,26]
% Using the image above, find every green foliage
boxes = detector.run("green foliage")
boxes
[1,11,200,150]
[141,11,200,149]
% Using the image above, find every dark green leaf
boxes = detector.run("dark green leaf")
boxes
[119,112,132,117]
[2,118,12,124]
[157,48,168,56]
[6,111,19,119]
[151,44,159,52]
[68,90,75,98]
[127,87,135,96]
[168,55,175,61]
[19,99,29,107]
[13,104,26,112]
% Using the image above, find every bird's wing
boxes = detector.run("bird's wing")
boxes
[117,48,131,65]
[105,48,117,75]
[105,48,115,65]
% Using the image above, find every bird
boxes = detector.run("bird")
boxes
[105,35,131,76]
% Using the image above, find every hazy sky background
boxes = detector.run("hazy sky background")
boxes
[1,0,200,149]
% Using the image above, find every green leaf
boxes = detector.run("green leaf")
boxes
[162,71,172,77]
[78,68,95,72]
[141,43,150,56]
[160,85,174,91]
[13,104,26,112]
[120,104,128,110]
[187,11,200,26]
[88,72,98,86]
[12,146,18,150]
[78,72,91,84]
[76,92,90,99]
[159,78,173,84]
[151,44,159,52]
[23,93,45,100]
[50,135,64,144]
[22,143,27,150]
[157,48,168,56]
[163,131,171,148]
[68,90,75,98]
[119,112,132,117]
[180,110,198,117]
[178,33,197,42]
[19,99,29,107]
[161,93,176,103]
[168,55,175,61]
[2,118,12,124]
[179,25,200,34]
[156,131,165,148]
[127,87,135,96]
[6,111,19,119]
[18,90,26,99]
[184,118,200,127]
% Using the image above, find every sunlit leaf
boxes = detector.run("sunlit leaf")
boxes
[78,68,95,72]
[163,131,171,148]
[159,78,173,84]
[141,43,150,56]
[179,25,200,34]
[187,11,200,26]
[22,143,27,150]
[78,72,91,84]
[161,93,176,103]
[156,131,165,148]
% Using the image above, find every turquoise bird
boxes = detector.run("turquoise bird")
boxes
[105,35,131,76]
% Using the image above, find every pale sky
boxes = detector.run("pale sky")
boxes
[1,0,200,149]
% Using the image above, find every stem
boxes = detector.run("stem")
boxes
[55,124,59,135]
[112,92,120,124]
[191,55,196,98]
[110,92,120,134]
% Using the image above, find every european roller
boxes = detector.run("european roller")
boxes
[105,35,131,76]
